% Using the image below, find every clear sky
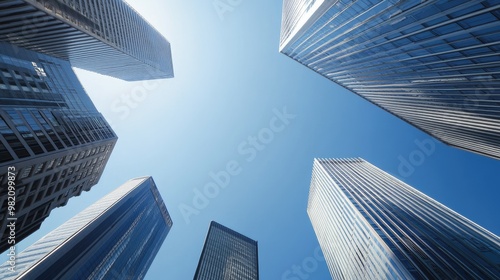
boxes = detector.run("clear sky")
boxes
[3,0,500,279]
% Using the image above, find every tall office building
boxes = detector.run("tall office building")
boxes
[194,221,259,280]
[280,0,500,159]
[0,176,173,279]
[307,158,500,279]
[0,0,174,81]
[0,41,117,253]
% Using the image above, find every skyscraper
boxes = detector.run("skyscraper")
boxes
[280,0,500,159]
[307,158,500,279]
[0,176,173,280]
[0,41,117,253]
[194,221,259,280]
[0,0,174,81]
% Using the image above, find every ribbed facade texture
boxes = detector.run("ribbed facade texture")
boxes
[280,0,500,159]
[307,158,500,279]
[194,221,259,280]
[0,41,117,253]
[0,0,173,81]
[0,176,173,280]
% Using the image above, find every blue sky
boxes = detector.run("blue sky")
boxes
[3,0,500,279]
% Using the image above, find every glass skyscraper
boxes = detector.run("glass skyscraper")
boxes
[280,0,500,160]
[0,176,173,280]
[0,0,174,81]
[307,158,500,279]
[0,41,117,253]
[194,221,259,280]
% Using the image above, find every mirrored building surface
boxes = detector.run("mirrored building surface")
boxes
[308,158,500,279]
[280,0,500,159]
[194,221,259,280]
[0,176,173,280]
[0,0,174,81]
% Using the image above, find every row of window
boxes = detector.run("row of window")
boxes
[0,108,115,163]
[17,143,111,181]
[0,144,112,223]
[0,66,50,96]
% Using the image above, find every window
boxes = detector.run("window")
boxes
[20,166,33,179]
[34,163,45,174]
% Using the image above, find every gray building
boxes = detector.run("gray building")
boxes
[0,176,173,280]
[0,41,117,253]
[0,0,174,81]
[308,158,500,279]
[280,0,500,159]
[194,221,259,280]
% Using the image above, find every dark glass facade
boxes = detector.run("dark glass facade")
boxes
[0,0,173,81]
[194,221,259,280]
[280,0,500,159]
[0,41,117,253]
[308,158,500,279]
[0,176,173,280]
